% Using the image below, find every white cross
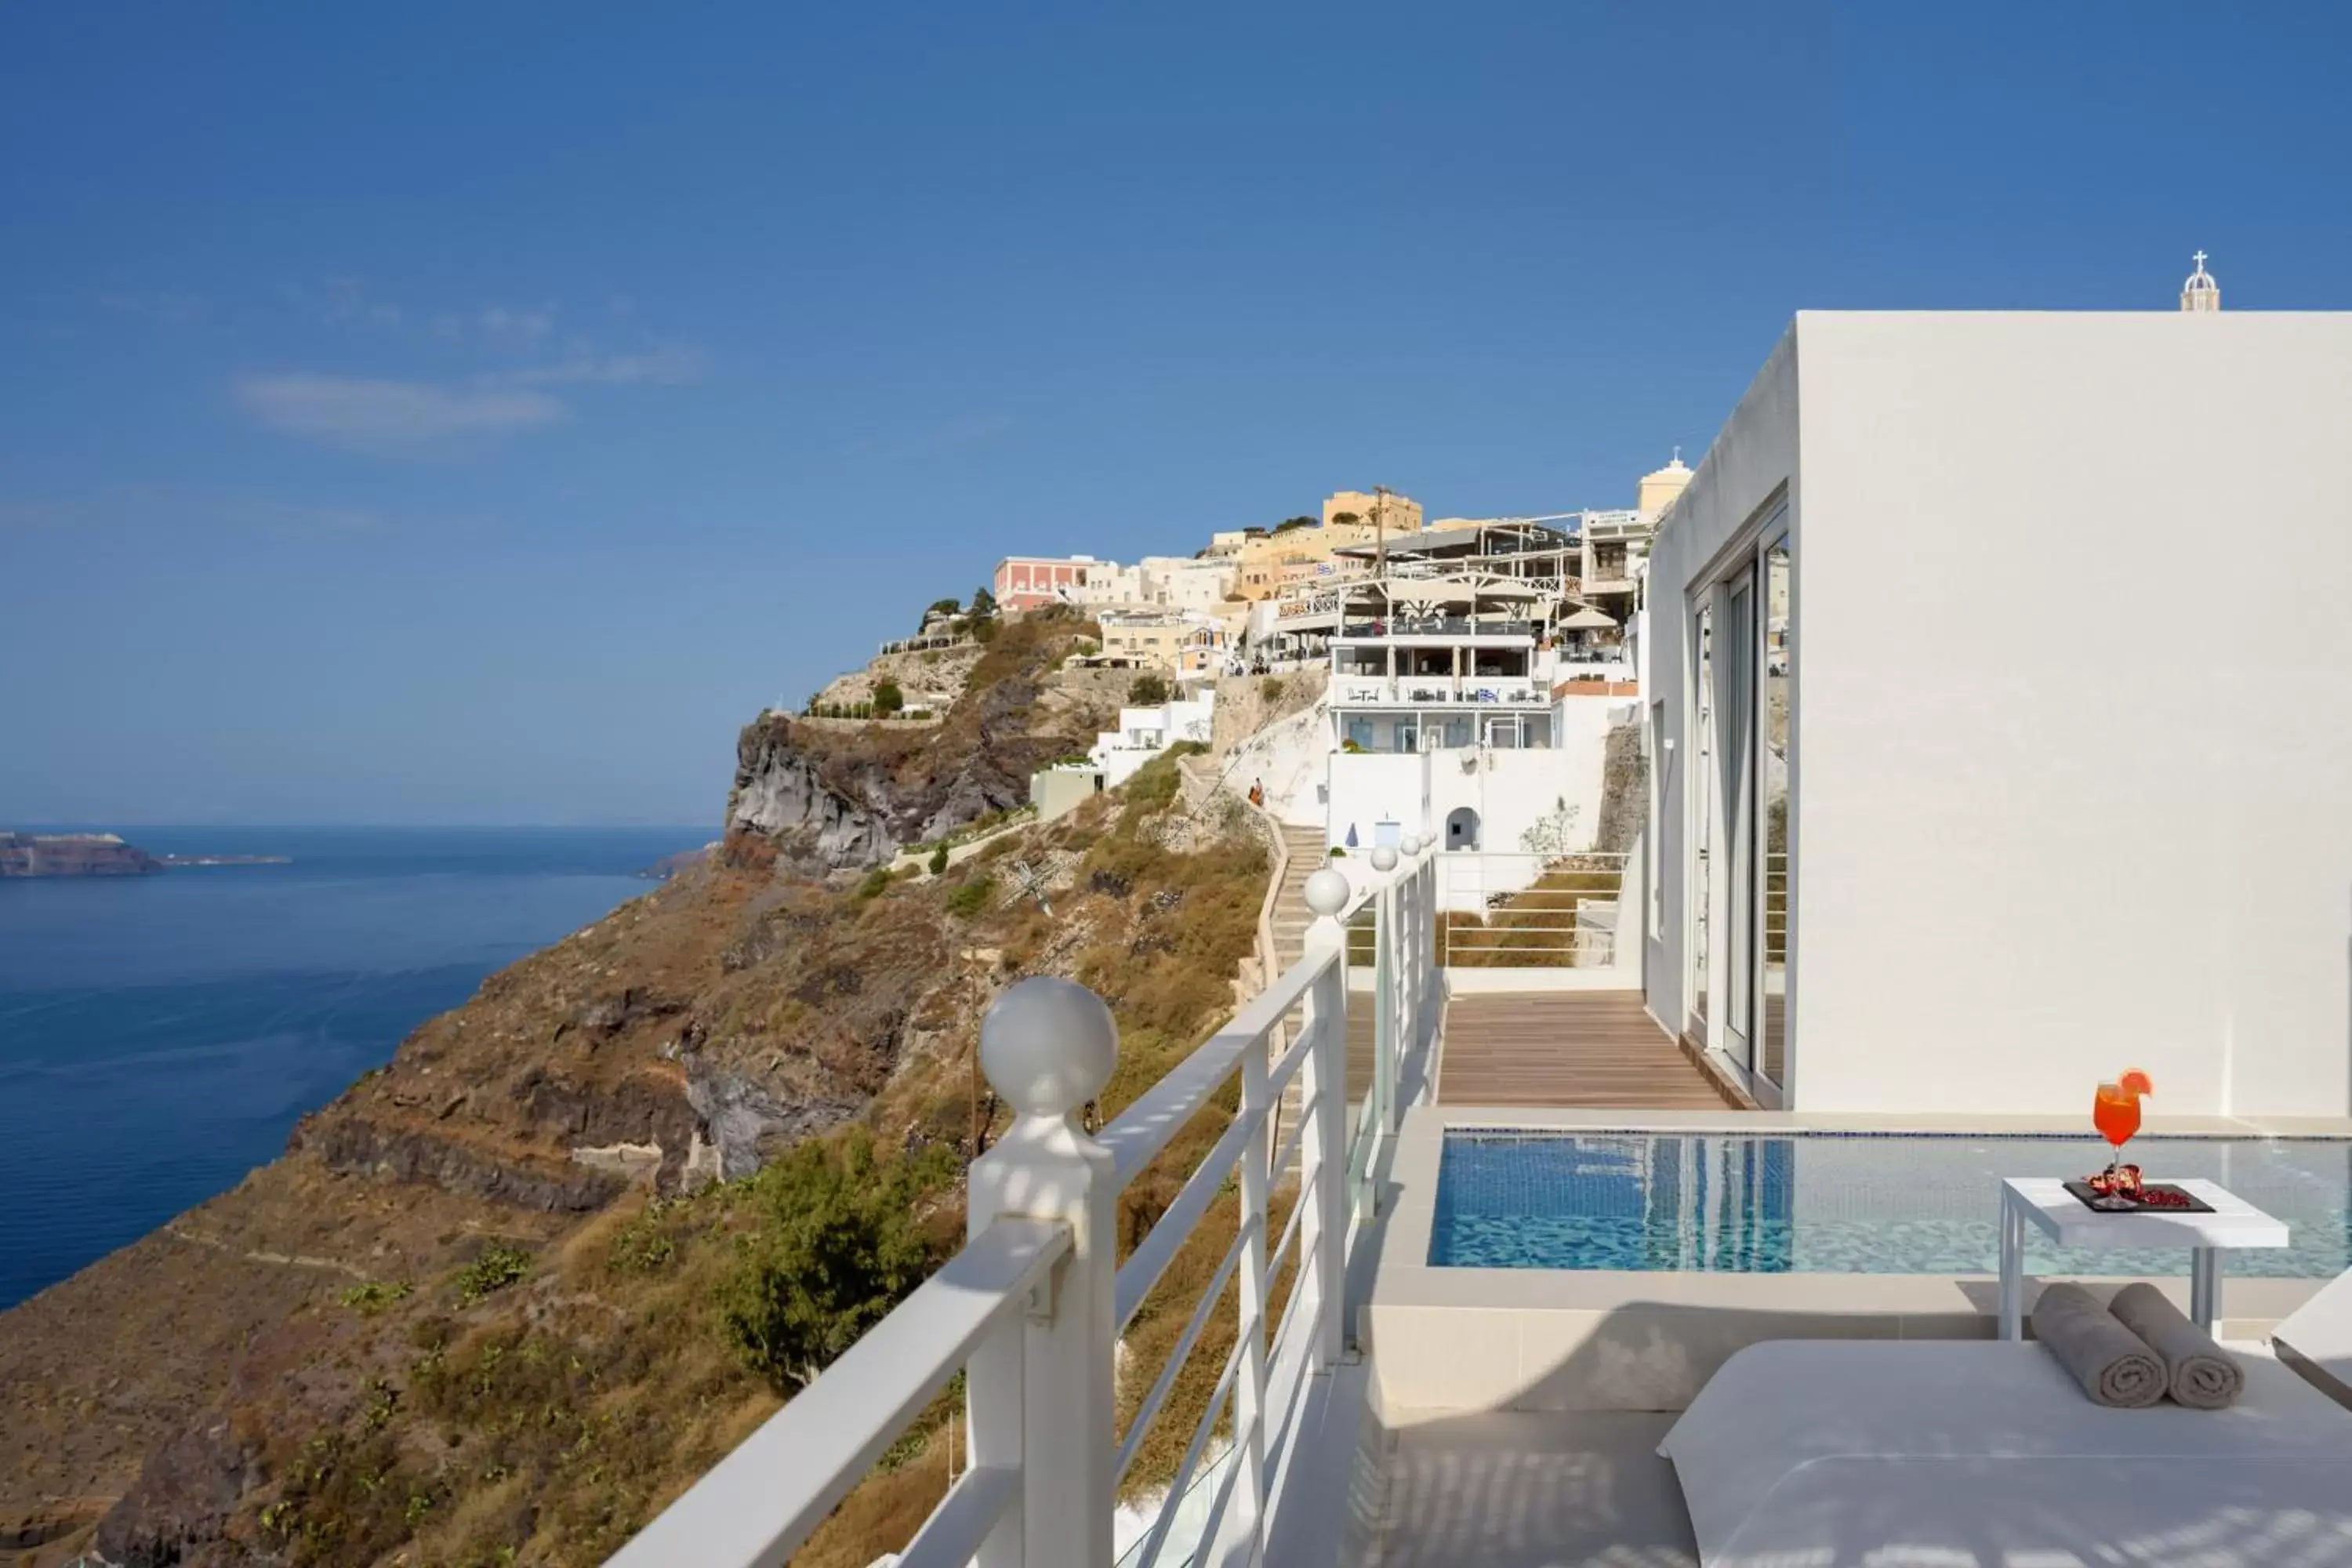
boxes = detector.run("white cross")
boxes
[2193,250,2209,271]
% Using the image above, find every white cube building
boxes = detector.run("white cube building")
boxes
[1646,310,2352,1116]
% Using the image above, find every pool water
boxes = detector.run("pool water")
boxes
[1430,1132,2352,1276]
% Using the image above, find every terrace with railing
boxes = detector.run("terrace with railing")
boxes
[605,833,1699,1568]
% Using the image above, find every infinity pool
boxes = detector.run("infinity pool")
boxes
[1430,1131,2352,1276]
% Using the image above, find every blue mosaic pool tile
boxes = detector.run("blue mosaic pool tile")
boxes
[1428,1132,2352,1276]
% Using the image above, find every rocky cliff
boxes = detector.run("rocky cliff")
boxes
[0,617,1261,1568]
[724,613,1121,874]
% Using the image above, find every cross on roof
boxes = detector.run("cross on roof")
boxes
[2193,250,2209,270]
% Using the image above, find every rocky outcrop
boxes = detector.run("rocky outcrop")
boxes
[295,1114,630,1212]
[723,715,900,872]
[683,1056,861,1182]
[725,616,1119,875]
[92,1412,258,1568]
[1593,717,1648,855]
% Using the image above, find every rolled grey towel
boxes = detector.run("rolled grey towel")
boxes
[2032,1282,2165,1406]
[2107,1281,2245,1409]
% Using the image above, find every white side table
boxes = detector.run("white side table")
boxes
[1998,1177,2289,1340]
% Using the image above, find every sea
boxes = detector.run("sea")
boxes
[0,826,713,1311]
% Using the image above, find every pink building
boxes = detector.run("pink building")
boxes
[993,554,1106,612]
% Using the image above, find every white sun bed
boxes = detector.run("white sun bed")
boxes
[2274,1265,2352,1408]
[1659,1341,2352,1566]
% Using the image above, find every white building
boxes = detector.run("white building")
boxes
[1138,555,1238,610]
[1059,560,1144,607]
[1322,572,1627,859]
[1091,688,1217,789]
[1645,307,2352,1116]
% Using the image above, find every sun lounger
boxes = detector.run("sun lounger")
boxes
[1659,1341,2352,1566]
[2274,1264,2352,1408]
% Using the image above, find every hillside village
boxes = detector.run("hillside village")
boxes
[800,459,1693,894]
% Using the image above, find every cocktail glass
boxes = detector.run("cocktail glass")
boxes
[2090,1081,2142,1210]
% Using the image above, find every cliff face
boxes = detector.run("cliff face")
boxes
[0,832,161,877]
[724,615,1119,875]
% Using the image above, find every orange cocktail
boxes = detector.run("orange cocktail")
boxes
[2093,1081,2142,1152]
[2089,1070,2152,1208]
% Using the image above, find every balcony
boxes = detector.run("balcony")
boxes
[1330,676,1548,708]
[1337,615,1536,641]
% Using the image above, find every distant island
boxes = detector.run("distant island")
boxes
[0,832,289,878]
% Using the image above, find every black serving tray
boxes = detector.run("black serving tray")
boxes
[2062,1179,2214,1214]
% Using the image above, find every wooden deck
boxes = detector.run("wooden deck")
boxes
[1437,990,1737,1109]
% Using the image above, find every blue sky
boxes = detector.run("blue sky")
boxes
[4,4,2346,826]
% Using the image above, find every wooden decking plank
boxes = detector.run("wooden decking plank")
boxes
[1436,990,1740,1109]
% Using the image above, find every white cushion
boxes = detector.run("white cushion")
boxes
[1661,1340,2352,1566]
[2275,1266,2352,1406]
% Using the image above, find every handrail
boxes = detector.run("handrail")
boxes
[603,842,1443,1568]
[606,1217,1069,1568]
[1096,900,1363,1185]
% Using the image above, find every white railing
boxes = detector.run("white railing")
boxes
[1330,677,1548,708]
[608,848,1443,1568]
[1435,850,1633,969]
[1350,843,1439,1214]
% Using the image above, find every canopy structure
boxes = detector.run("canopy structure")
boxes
[1559,606,1619,630]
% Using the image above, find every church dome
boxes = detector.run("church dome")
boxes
[2180,251,2220,313]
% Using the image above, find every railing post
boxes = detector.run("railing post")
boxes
[1230,998,1271,1556]
[1299,869,1351,1370]
[1369,845,1399,1135]
[1398,834,1426,1066]
[967,978,1120,1568]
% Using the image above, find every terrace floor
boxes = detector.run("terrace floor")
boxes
[1436,990,1732,1110]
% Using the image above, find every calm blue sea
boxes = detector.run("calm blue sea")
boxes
[0,826,713,1309]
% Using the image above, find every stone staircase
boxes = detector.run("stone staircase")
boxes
[1269,822,1325,970]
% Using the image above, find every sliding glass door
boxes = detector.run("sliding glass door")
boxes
[1690,516,1792,1101]
[1690,605,1713,1036]
[1719,567,1757,1070]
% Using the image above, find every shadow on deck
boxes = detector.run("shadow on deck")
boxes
[1437,990,1737,1109]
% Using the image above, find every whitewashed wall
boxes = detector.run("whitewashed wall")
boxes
[1651,311,2352,1119]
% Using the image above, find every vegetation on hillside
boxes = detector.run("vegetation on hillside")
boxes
[213,741,1273,1568]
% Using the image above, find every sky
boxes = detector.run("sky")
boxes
[4,3,2347,827]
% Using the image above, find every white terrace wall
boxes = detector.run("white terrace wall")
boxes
[1652,311,2352,1119]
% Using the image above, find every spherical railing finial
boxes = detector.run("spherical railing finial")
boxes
[979,976,1118,1121]
[1303,867,1351,919]
[1370,845,1399,872]
[1399,833,1423,856]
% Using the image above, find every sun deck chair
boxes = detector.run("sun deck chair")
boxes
[2273,1264,2352,1408]
[1659,1341,2352,1567]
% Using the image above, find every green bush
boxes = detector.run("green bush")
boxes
[1261,677,1285,702]
[945,876,996,918]
[339,1279,413,1316]
[721,1128,958,1392]
[606,1207,677,1276]
[872,681,905,714]
[855,866,894,901]
[927,843,949,876]
[970,617,999,644]
[1127,673,1171,706]
[452,1244,532,1306]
